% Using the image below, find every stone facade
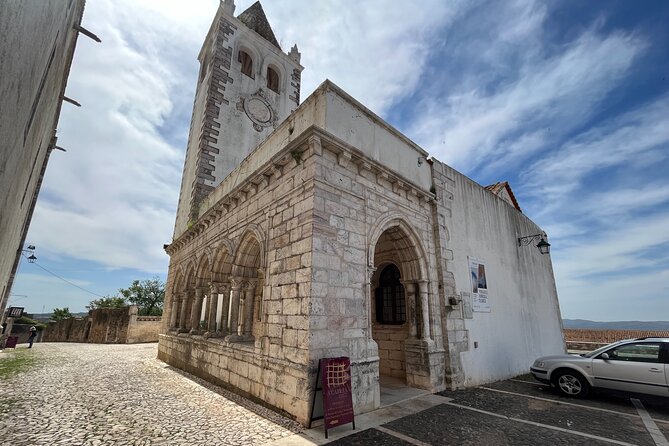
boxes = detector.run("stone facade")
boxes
[44,306,161,344]
[160,0,564,426]
[0,0,86,329]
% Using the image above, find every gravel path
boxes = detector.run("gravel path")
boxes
[0,343,302,446]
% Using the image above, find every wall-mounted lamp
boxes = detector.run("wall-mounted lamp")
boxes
[518,234,551,255]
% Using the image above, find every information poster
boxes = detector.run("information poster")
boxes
[469,257,490,312]
[321,357,355,432]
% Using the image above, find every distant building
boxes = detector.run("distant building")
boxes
[159,0,565,425]
[0,0,90,327]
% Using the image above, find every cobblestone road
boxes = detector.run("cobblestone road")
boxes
[0,343,302,446]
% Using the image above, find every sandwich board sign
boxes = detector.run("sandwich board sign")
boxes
[308,356,355,438]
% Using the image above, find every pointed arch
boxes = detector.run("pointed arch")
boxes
[211,239,235,282]
[232,227,265,279]
[368,212,428,281]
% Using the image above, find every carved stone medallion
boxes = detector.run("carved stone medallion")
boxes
[238,90,277,132]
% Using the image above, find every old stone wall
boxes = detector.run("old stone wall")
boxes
[0,0,85,326]
[43,306,160,344]
[161,134,316,424]
[87,308,130,343]
[309,133,445,412]
[372,325,408,378]
[7,324,43,345]
[127,315,162,343]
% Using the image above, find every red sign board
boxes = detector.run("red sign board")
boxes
[321,357,355,433]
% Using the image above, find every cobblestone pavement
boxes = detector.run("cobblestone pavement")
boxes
[0,343,302,446]
[328,377,669,445]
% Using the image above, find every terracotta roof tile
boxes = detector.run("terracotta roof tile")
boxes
[484,181,522,212]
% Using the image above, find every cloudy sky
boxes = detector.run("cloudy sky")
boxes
[11,0,669,321]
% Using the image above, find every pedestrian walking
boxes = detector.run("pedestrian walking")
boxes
[28,326,37,348]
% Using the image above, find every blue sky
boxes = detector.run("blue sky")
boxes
[11,0,669,321]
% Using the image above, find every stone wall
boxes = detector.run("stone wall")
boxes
[372,325,408,378]
[6,324,43,345]
[161,131,317,424]
[0,0,85,327]
[127,308,162,343]
[43,306,161,344]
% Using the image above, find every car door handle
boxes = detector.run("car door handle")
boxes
[649,368,663,373]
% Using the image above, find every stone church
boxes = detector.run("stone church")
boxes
[158,0,565,425]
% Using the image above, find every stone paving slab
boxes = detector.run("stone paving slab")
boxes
[0,343,302,446]
[383,403,613,446]
[326,428,411,445]
[487,378,669,422]
[441,387,653,445]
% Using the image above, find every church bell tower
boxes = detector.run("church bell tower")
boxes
[173,0,303,238]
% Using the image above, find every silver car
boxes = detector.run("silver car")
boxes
[531,337,669,398]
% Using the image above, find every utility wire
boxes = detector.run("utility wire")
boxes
[22,253,106,298]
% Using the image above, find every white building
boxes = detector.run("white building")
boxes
[158,0,565,425]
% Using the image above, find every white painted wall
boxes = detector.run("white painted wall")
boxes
[446,169,565,385]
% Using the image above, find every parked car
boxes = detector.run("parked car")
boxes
[531,337,669,398]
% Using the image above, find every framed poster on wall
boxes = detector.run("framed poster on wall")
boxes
[469,257,490,312]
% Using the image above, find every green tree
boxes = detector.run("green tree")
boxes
[86,296,127,310]
[51,307,72,321]
[119,277,165,316]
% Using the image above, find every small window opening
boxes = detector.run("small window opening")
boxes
[267,67,279,93]
[238,50,253,77]
[375,264,406,325]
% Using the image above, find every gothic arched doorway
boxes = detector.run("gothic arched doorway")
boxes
[370,218,432,399]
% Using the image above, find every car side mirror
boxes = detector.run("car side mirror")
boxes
[600,353,609,360]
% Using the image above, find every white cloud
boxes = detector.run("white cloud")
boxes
[410,23,645,173]
[264,0,465,114]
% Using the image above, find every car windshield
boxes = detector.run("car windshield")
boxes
[583,339,630,358]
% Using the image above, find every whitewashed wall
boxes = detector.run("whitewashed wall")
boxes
[446,169,565,386]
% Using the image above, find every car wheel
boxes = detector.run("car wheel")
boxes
[553,370,590,398]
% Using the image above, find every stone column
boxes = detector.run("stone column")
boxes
[402,281,418,339]
[178,291,189,333]
[365,267,376,338]
[190,287,205,335]
[205,283,219,336]
[254,270,265,322]
[169,293,180,330]
[225,279,242,342]
[217,282,230,335]
[417,280,432,341]
[240,280,257,340]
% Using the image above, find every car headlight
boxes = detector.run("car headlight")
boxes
[533,360,545,368]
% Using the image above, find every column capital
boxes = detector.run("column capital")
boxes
[243,280,258,290]
[231,277,244,288]
[366,266,377,283]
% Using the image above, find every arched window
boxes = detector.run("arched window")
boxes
[238,50,253,77]
[267,66,279,93]
[375,264,406,325]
